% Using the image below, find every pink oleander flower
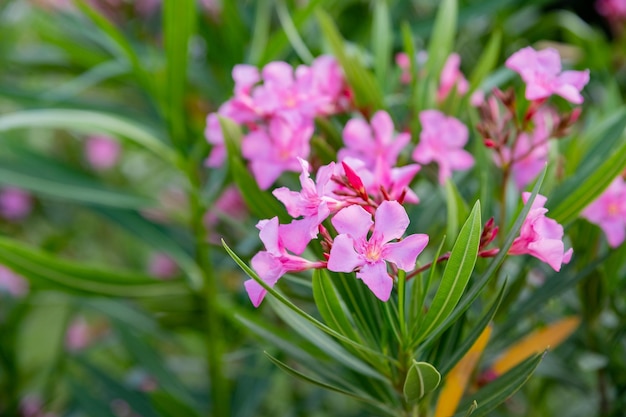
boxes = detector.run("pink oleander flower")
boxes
[596,0,626,19]
[85,135,121,170]
[0,265,29,297]
[339,111,410,169]
[242,116,313,190]
[246,217,326,307]
[273,159,344,254]
[505,46,590,104]
[509,193,573,271]
[581,177,626,248]
[412,110,474,184]
[148,253,179,279]
[395,51,428,84]
[0,187,33,221]
[437,53,469,102]
[327,201,429,301]
[494,108,553,190]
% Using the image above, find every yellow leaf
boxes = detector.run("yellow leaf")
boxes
[492,316,580,375]
[434,324,492,417]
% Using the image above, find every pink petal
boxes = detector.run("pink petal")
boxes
[327,234,363,272]
[371,111,394,146]
[272,187,305,218]
[279,216,321,255]
[373,201,409,243]
[527,239,566,271]
[383,233,429,271]
[342,118,373,152]
[249,161,284,190]
[601,219,626,248]
[262,61,293,86]
[448,149,475,171]
[244,279,267,308]
[332,205,373,240]
[559,69,590,90]
[356,262,393,301]
[257,218,282,255]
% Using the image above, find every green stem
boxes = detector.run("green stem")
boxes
[186,164,229,417]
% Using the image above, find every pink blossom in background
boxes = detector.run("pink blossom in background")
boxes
[242,116,313,190]
[581,177,626,247]
[0,265,29,297]
[65,316,93,352]
[395,52,412,84]
[85,135,121,170]
[246,217,325,307]
[509,193,573,271]
[437,53,469,102]
[0,187,33,221]
[327,201,429,301]
[596,0,626,20]
[204,186,248,228]
[412,110,474,184]
[20,395,58,417]
[135,0,161,16]
[505,46,590,104]
[494,108,554,190]
[339,111,410,169]
[148,253,179,279]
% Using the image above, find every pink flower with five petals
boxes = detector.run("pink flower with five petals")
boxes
[509,193,573,271]
[505,46,590,104]
[327,201,429,301]
[581,177,626,248]
[412,110,474,184]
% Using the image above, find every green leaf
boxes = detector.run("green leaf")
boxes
[265,352,396,416]
[0,151,154,209]
[425,0,457,81]
[219,116,290,222]
[444,179,470,249]
[372,0,392,89]
[0,109,179,165]
[72,0,147,86]
[269,298,386,380]
[276,0,314,64]
[468,30,502,92]
[312,269,360,341]
[418,201,481,342]
[0,237,189,297]
[67,377,117,417]
[438,282,505,376]
[221,240,393,364]
[403,361,441,403]
[421,168,547,348]
[548,112,626,225]
[74,358,160,417]
[316,9,384,111]
[91,207,204,290]
[259,0,335,64]
[455,354,543,417]
[163,0,196,150]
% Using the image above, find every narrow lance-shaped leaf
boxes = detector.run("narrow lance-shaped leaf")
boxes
[468,30,502,93]
[265,353,397,416]
[0,237,189,298]
[219,116,290,222]
[163,0,196,150]
[316,9,384,111]
[221,240,395,364]
[421,168,547,348]
[312,269,361,341]
[418,201,481,342]
[455,354,544,417]
[0,109,179,166]
[372,0,392,89]
[425,0,458,82]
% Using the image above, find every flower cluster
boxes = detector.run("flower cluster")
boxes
[205,56,351,189]
[212,46,583,307]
